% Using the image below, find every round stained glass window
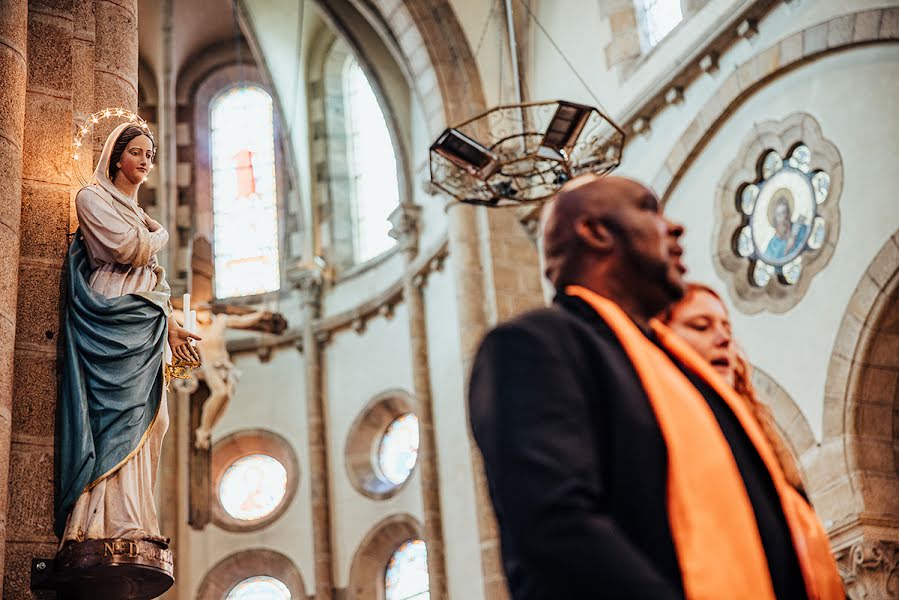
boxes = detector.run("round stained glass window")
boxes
[226,575,291,600]
[385,539,430,600]
[219,454,288,521]
[378,413,420,485]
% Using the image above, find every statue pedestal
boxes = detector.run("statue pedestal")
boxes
[32,539,173,599]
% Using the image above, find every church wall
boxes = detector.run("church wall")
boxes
[321,304,422,587]
[664,44,899,442]
[182,346,315,599]
[609,0,893,184]
[423,262,487,600]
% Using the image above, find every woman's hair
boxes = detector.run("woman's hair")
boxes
[658,282,723,324]
[108,125,156,181]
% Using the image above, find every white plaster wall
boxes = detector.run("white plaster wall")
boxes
[184,346,315,597]
[423,260,486,600]
[322,305,423,586]
[615,0,896,186]
[664,44,899,440]
[441,0,895,184]
[523,0,892,114]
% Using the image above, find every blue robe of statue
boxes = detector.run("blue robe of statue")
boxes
[55,233,169,538]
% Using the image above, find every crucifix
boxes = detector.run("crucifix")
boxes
[180,235,288,529]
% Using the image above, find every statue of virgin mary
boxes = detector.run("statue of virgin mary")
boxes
[56,122,200,545]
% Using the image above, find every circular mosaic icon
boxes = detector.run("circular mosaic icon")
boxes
[732,144,830,286]
[749,168,815,267]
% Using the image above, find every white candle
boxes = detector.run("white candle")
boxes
[188,310,198,348]
[183,293,191,326]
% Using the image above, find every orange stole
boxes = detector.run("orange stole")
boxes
[566,286,843,600]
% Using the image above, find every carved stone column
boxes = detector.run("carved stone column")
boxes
[167,376,199,600]
[836,539,899,600]
[289,265,333,600]
[5,0,76,594]
[0,0,28,581]
[389,204,448,600]
[92,0,137,110]
[444,198,543,600]
[443,202,509,600]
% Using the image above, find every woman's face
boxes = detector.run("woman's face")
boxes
[115,134,153,185]
[667,289,735,386]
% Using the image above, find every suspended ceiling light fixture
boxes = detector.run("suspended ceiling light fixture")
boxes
[429,0,626,208]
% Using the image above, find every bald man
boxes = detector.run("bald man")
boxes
[468,176,820,599]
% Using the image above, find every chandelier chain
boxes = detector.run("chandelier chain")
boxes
[514,0,610,116]
[474,0,501,58]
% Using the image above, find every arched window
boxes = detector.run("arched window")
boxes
[635,0,683,50]
[210,85,280,298]
[378,413,420,486]
[218,453,288,521]
[385,539,429,600]
[226,575,291,600]
[342,56,400,264]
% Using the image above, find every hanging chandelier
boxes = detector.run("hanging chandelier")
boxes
[429,0,625,208]
[430,100,624,207]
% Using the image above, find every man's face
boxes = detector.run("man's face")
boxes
[606,185,687,302]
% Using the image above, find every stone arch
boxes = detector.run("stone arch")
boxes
[804,230,899,541]
[210,429,301,532]
[751,365,815,479]
[137,58,157,108]
[346,513,424,600]
[344,388,418,500]
[305,12,410,274]
[819,230,899,600]
[351,0,487,127]
[655,8,899,202]
[187,59,297,302]
[175,39,252,107]
[196,548,307,600]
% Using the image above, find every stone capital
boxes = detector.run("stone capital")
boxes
[388,203,422,253]
[836,539,899,599]
[287,261,324,308]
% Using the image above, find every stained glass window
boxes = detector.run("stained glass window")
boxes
[385,539,429,600]
[378,413,420,485]
[226,576,291,600]
[731,144,830,287]
[210,85,280,298]
[219,453,288,521]
[343,57,399,263]
[636,0,683,50]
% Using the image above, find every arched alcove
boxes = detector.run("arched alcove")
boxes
[196,548,306,600]
[346,513,424,600]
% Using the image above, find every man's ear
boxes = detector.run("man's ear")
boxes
[575,218,614,253]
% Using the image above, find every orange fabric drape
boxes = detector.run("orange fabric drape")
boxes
[566,286,843,600]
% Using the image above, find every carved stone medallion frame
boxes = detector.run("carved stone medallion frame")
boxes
[714,112,843,314]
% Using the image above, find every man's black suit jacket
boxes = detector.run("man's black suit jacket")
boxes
[469,292,810,600]
[469,294,685,599]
